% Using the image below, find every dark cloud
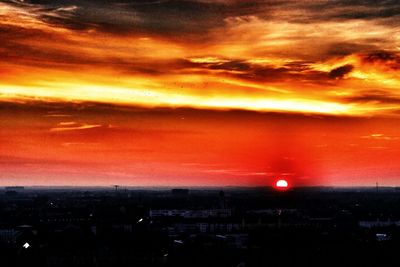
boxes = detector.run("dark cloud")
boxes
[328,64,354,79]
[236,65,327,84]
[0,40,98,69]
[118,57,348,85]
[178,59,332,84]
[342,90,400,105]
[1,0,399,67]
[4,0,400,36]
[0,97,373,121]
[360,51,400,69]
[363,51,397,62]
[3,0,230,35]
[290,0,400,24]
[326,42,379,57]
[208,60,251,71]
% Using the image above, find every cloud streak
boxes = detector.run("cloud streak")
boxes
[50,123,103,132]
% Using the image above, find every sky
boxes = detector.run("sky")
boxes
[0,0,400,186]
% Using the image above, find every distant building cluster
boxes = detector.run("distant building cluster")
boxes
[150,208,232,218]
[1,187,400,266]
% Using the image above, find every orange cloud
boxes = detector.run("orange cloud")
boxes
[0,1,400,116]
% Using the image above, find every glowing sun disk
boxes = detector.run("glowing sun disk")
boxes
[276,179,289,188]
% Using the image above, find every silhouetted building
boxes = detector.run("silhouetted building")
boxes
[5,186,24,191]
[171,189,189,196]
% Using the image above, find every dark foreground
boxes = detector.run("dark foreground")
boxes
[1,186,400,267]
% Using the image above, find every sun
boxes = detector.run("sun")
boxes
[275,179,289,190]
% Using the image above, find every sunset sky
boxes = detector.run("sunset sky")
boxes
[1,0,400,186]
